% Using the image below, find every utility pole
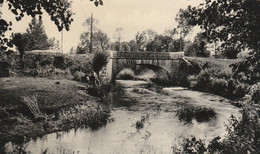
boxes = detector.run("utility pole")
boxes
[61,29,63,54]
[116,27,123,51]
[90,13,93,54]
[180,28,182,52]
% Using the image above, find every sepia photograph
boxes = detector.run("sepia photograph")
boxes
[0,0,259,153]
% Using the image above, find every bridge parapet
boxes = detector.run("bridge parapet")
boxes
[111,51,184,60]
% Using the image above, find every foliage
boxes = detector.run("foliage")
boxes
[91,50,109,77]
[0,0,73,51]
[180,0,259,80]
[175,105,216,123]
[135,29,157,51]
[183,0,259,52]
[135,114,149,130]
[21,94,44,120]
[94,30,110,51]
[231,52,260,85]
[117,68,135,80]
[146,35,174,52]
[0,0,103,52]
[189,66,248,100]
[11,33,29,58]
[24,18,51,50]
[221,46,240,59]
[77,29,110,53]
[121,42,130,52]
[184,32,210,57]
[128,40,139,51]
[2,52,92,80]
[175,8,193,38]
[174,109,260,154]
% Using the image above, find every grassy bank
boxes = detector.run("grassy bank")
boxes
[170,57,248,102]
[1,52,92,82]
[0,77,111,146]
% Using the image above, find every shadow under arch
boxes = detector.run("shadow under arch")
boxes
[111,60,172,83]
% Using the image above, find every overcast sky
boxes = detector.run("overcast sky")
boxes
[1,0,204,53]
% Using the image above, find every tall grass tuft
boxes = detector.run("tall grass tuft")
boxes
[91,51,109,78]
[21,94,44,120]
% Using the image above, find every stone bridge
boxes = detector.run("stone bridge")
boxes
[104,50,184,82]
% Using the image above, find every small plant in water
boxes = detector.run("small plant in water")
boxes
[175,105,216,123]
[135,114,149,130]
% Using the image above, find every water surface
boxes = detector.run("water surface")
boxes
[5,80,241,154]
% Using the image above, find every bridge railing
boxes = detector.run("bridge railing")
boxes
[111,51,184,60]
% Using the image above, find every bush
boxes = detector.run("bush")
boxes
[91,51,109,77]
[248,82,260,104]
[53,56,65,69]
[174,109,260,154]
[72,71,86,82]
[175,105,216,123]
[188,65,248,100]
[117,68,135,80]
[1,52,93,80]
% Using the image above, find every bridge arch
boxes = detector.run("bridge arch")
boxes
[104,51,184,83]
[113,62,172,82]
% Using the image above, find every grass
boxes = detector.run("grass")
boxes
[0,77,89,116]
[175,105,216,123]
[0,77,111,145]
[185,57,243,66]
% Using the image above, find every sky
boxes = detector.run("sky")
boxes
[1,0,204,53]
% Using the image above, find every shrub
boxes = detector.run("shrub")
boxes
[175,105,216,123]
[72,71,86,82]
[248,82,260,104]
[135,114,149,130]
[174,109,260,153]
[117,68,135,80]
[188,65,248,100]
[53,56,65,70]
[91,51,109,77]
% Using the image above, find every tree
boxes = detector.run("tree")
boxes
[146,35,174,52]
[0,0,103,52]
[182,0,259,53]
[12,33,29,61]
[77,29,110,53]
[25,18,51,51]
[121,42,130,52]
[12,18,52,56]
[164,28,178,39]
[135,32,145,51]
[175,9,193,51]
[94,30,110,51]
[48,37,61,51]
[91,50,109,78]
[184,32,210,57]
[83,14,99,53]
[182,0,259,84]
[135,29,157,51]
[128,40,138,51]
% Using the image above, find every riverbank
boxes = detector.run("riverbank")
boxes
[0,77,110,148]
[2,79,242,153]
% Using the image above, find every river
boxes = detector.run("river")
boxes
[4,80,241,154]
